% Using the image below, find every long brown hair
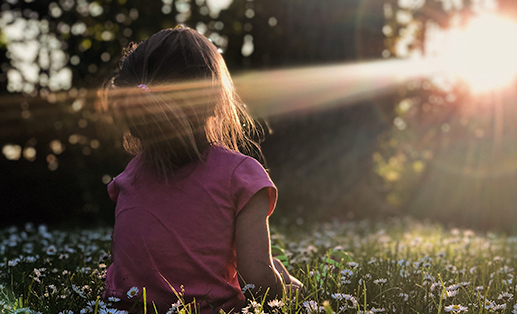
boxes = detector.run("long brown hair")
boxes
[99,26,263,178]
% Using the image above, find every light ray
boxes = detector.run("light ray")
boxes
[1,58,441,122]
[233,59,439,117]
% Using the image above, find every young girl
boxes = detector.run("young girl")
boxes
[101,26,301,313]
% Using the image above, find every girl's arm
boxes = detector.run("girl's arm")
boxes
[235,188,285,299]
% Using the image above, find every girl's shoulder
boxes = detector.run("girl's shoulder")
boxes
[206,145,265,172]
[208,145,248,163]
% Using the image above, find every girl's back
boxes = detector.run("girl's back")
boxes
[104,145,276,313]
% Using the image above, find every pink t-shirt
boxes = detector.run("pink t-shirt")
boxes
[104,145,277,314]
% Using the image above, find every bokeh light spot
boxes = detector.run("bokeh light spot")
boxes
[2,144,22,161]
[23,147,36,161]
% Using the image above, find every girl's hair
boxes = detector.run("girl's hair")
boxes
[99,26,263,177]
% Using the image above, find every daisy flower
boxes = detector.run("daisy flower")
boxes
[302,300,322,313]
[373,278,387,285]
[267,300,284,308]
[341,269,353,277]
[498,292,513,300]
[483,300,494,310]
[46,245,57,255]
[127,286,139,299]
[444,304,468,312]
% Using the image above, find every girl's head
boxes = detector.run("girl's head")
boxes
[102,26,261,177]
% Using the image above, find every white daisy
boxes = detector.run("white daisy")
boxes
[444,304,468,312]
[127,286,139,299]
[267,300,284,308]
[46,245,57,255]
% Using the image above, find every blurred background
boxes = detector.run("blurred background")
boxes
[2,0,517,231]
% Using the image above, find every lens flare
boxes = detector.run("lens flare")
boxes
[437,14,517,93]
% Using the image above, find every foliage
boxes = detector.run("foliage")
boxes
[3,219,517,313]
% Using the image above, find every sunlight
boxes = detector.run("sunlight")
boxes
[439,14,517,93]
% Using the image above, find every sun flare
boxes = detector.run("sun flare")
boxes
[439,14,517,93]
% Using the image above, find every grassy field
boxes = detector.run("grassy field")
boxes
[1,218,517,314]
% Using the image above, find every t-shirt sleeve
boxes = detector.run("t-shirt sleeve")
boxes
[232,156,277,217]
[107,177,120,202]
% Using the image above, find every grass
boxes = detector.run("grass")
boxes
[1,218,517,313]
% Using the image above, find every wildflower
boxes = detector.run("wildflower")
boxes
[268,300,284,308]
[80,309,93,314]
[8,258,20,267]
[498,292,513,300]
[47,284,57,295]
[127,286,139,299]
[475,286,484,291]
[302,300,322,313]
[108,296,121,302]
[341,269,353,277]
[444,304,468,312]
[399,293,409,302]
[25,256,36,263]
[86,300,106,310]
[249,301,261,309]
[166,300,182,314]
[341,278,352,285]
[241,283,255,293]
[493,303,507,311]
[79,267,91,274]
[430,282,441,292]
[58,311,73,314]
[72,285,86,298]
[347,262,358,268]
[46,245,57,255]
[373,278,387,285]
[99,309,128,314]
[342,294,357,309]
[370,307,385,312]
[483,300,494,310]
[445,290,458,298]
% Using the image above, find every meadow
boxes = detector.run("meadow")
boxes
[1,218,517,314]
